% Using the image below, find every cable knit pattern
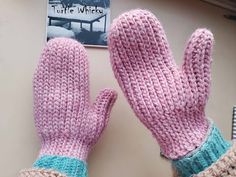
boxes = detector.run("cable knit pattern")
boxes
[108,9,214,159]
[19,168,67,177]
[33,37,117,164]
[195,142,236,177]
[173,124,231,177]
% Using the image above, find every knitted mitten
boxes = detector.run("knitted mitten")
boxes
[108,9,231,176]
[109,8,213,159]
[20,38,117,177]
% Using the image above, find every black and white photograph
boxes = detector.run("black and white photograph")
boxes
[47,0,110,47]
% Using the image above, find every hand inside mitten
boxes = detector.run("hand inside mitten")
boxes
[109,9,214,159]
[22,38,117,177]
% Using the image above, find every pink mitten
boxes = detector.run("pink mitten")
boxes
[108,9,213,159]
[31,38,117,177]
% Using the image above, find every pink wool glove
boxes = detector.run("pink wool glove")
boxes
[108,9,214,159]
[34,38,117,161]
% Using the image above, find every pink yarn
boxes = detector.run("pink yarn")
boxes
[108,9,214,159]
[33,38,117,161]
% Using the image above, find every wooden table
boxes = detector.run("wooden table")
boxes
[48,13,107,32]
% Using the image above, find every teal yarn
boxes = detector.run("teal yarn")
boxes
[33,155,87,177]
[172,124,231,177]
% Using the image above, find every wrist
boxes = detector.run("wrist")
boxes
[33,155,87,177]
[172,123,231,177]
[39,137,90,161]
[160,117,210,159]
[35,137,89,177]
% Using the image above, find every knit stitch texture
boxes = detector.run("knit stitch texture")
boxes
[33,155,87,177]
[19,168,67,177]
[173,124,231,177]
[33,38,117,161]
[108,9,214,159]
[195,142,236,177]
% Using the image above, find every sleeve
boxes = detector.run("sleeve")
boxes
[195,142,236,177]
[172,123,233,177]
[19,168,67,177]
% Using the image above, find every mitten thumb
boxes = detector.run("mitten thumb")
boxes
[93,89,117,127]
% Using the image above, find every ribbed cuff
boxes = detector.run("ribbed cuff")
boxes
[172,124,231,177]
[33,155,87,177]
[195,142,236,177]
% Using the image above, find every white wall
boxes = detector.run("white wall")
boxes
[0,0,236,176]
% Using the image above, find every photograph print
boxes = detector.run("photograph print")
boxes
[47,0,110,47]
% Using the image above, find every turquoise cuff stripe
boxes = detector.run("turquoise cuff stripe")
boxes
[172,124,231,177]
[33,155,87,177]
